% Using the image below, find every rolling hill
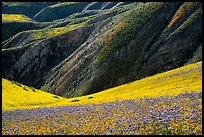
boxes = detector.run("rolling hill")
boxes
[2,61,202,111]
[2,14,51,41]
[2,2,58,18]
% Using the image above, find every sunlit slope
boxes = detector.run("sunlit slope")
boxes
[74,61,202,103]
[2,79,66,111]
[2,61,202,111]
[2,14,33,22]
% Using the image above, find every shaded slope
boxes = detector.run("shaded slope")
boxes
[2,25,94,89]
[2,2,58,18]
[43,2,201,97]
[2,3,131,89]
[32,2,133,22]
[33,2,91,22]
[2,14,50,42]
[42,2,184,97]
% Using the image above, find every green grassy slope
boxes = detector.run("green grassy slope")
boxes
[96,2,165,66]
[2,20,90,47]
[96,2,202,67]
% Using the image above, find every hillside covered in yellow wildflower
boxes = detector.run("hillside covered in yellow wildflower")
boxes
[2,61,202,111]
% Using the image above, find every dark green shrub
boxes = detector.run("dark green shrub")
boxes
[23,87,28,91]
[88,96,94,99]
[31,87,36,92]
[71,99,80,102]
[53,96,59,99]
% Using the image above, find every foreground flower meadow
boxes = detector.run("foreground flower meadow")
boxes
[2,92,202,135]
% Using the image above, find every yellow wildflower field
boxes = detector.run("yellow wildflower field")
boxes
[2,61,202,111]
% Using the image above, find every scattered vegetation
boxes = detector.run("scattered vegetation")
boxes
[96,2,164,66]
[23,87,29,91]
[30,21,89,41]
[164,2,201,31]
[166,5,202,40]
[31,87,36,92]
[53,96,59,99]
[2,78,64,111]
[11,81,22,87]
[178,6,202,29]
[2,30,31,48]
[88,96,94,99]
[3,17,91,45]
[71,99,80,102]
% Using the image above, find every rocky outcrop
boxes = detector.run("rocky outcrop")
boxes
[3,25,94,88]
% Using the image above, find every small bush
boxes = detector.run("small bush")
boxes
[16,82,22,87]
[11,81,22,87]
[31,87,36,92]
[53,96,59,99]
[88,96,94,99]
[23,87,28,91]
[71,99,80,102]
